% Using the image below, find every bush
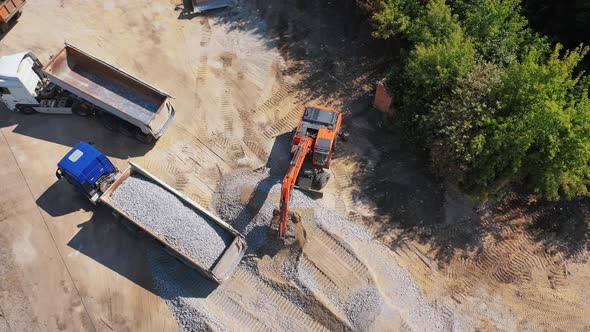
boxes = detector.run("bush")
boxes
[422,63,501,186]
[477,45,590,199]
[371,0,590,200]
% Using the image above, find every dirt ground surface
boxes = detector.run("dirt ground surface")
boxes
[1,0,590,331]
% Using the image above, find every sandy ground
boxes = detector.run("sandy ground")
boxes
[1,0,590,331]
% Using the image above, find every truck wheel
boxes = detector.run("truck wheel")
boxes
[72,101,92,117]
[134,129,154,144]
[119,122,135,138]
[101,113,119,132]
[19,106,37,115]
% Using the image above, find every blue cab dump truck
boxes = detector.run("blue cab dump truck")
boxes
[56,142,247,283]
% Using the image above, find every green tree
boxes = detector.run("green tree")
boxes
[371,0,423,40]
[461,0,530,64]
[406,0,461,44]
[421,63,501,186]
[476,45,590,199]
[370,0,590,201]
[402,28,476,111]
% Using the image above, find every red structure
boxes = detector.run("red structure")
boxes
[373,80,393,114]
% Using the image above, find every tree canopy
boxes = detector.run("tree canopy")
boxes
[372,0,590,200]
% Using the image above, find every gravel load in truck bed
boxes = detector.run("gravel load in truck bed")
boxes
[110,174,234,270]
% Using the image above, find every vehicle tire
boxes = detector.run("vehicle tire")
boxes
[134,129,154,144]
[119,122,135,138]
[19,106,37,115]
[313,171,330,190]
[72,101,92,117]
[101,113,119,132]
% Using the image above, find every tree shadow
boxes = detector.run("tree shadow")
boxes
[211,0,395,103]
[348,102,590,265]
[507,193,590,259]
[67,207,218,300]
[0,107,153,158]
[334,100,495,264]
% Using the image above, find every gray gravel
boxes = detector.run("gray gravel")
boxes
[110,174,234,270]
[147,247,227,332]
[345,288,384,330]
[146,169,474,331]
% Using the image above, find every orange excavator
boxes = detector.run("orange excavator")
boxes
[273,106,343,239]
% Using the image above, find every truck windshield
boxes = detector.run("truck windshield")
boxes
[314,151,329,166]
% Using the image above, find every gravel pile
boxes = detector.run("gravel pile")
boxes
[110,174,234,270]
[345,288,384,330]
[147,247,227,332]
[146,169,473,331]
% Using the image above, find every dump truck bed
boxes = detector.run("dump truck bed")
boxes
[42,44,174,137]
[100,163,247,283]
[0,0,24,24]
[183,0,232,13]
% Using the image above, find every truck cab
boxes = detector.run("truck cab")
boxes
[0,51,43,111]
[56,142,118,203]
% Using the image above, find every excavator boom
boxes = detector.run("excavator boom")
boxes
[278,136,313,237]
[274,106,342,239]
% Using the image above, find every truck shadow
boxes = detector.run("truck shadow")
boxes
[0,110,153,159]
[36,180,93,217]
[67,207,218,299]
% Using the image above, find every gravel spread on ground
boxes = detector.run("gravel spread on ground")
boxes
[146,167,474,331]
[110,174,234,270]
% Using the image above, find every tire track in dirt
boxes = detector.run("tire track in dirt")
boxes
[262,106,302,139]
[199,17,211,47]
[333,170,354,216]
[296,223,375,328]
[251,81,296,117]
[208,290,271,331]
[229,269,330,331]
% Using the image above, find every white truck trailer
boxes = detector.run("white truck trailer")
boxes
[0,44,175,143]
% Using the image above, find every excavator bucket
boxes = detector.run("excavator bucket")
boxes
[182,0,232,14]
[291,212,307,249]
[271,209,307,248]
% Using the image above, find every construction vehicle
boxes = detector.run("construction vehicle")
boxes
[0,0,25,33]
[273,106,343,238]
[182,0,232,14]
[56,142,247,283]
[0,44,175,143]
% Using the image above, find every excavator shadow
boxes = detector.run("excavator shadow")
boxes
[67,207,218,299]
[234,132,320,258]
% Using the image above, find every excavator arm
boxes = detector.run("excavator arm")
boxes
[277,136,313,237]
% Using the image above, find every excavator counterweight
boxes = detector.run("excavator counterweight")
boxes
[274,106,342,238]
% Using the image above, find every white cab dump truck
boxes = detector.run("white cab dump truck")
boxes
[0,44,175,143]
